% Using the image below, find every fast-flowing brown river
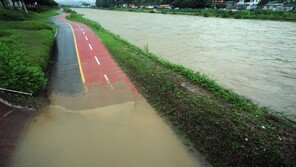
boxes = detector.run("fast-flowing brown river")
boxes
[73,8,296,117]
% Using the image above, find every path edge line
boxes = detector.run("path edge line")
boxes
[67,23,86,85]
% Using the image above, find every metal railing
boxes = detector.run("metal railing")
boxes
[0,87,39,111]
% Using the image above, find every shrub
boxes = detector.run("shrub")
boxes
[234,13,242,19]
[0,21,53,30]
[203,12,209,17]
[0,42,47,94]
[0,8,26,21]
[63,8,77,14]
[161,10,167,14]
[221,12,230,18]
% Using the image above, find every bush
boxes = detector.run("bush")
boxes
[234,13,242,19]
[0,27,54,71]
[221,12,230,18]
[0,8,25,21]
[63,8,77,14]
[0,42,46,94]
[0,8,57,94]
[0,21,53,30]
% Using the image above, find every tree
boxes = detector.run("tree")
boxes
[1,0,7,8]
[96,0,109,7]
[12,0,17,8]
[21,0,28,13]
[258,0,269,6]
[82,2,91,6]
[173,0,211,8]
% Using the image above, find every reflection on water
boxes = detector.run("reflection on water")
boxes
[12,87,208,167]
[73,8,296,116]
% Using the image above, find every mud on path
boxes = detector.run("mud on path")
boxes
[11,14,209,167]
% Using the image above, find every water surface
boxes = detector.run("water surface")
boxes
[12,93,205,167]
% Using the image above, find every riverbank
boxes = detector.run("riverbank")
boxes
[92,7,296,22]
[66,9,296,166]
[0,8,58,94]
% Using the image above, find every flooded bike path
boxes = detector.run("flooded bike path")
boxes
[11,14,208,167]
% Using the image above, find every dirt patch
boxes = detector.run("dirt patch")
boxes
[0,102,34,167]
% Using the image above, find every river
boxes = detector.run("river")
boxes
[73,8,296,117]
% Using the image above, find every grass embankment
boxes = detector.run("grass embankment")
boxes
[98,7,296,21]
[0,8,58,94]
[66,10,296,166]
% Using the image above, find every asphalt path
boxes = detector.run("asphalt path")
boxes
[50,16,84,94]
[48,13,140,109]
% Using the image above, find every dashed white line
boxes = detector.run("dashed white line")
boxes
[85,36,88,41]
[82,31,85,34]
[104,74,114,89]
[95,56,100,65]
[88,44,93,50]
[80,28,83,31]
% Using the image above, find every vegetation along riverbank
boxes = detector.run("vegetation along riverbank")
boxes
[65,9,296,166]
[94,7,296,22]
[0,7,58,94]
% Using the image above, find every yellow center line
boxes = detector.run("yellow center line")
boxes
[67,23,87,91]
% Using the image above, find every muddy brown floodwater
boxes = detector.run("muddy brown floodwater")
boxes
[73,8,296,117]
[12,86,209,167]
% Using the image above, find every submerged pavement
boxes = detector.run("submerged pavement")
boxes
[11,13,209,167]
[0,103,33,167]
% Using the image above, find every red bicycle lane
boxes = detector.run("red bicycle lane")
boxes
[57,14,139,96]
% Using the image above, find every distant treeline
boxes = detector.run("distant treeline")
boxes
[96,0,213,8]
[0,0,58,14]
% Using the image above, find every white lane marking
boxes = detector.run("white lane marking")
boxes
[85,36,88,41]
[98,37,102,42]
[80,28,83,31]
[4,110,13,118]
[82,31,85,34]
[104,74,114,89]
[88,44,93,50]
[95,56,100,65]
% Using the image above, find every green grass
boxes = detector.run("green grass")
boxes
[0,8,58,94]
[99,7,296,22]
[66,11,296,166]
